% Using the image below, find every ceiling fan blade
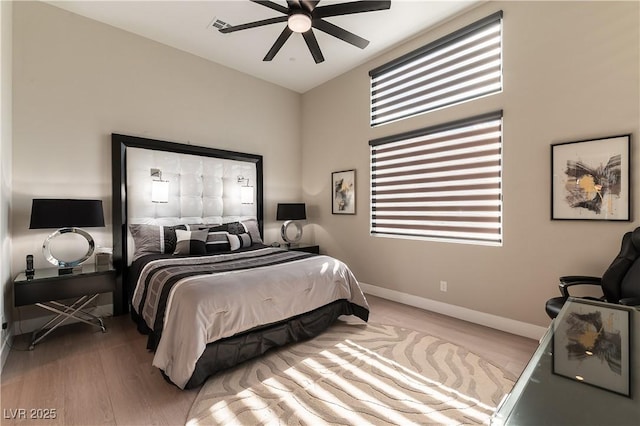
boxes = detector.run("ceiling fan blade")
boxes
[252,0,289,15]
[302,30,325,63]
[264,26,293,61]
[220,16,288,33]
[314,0,390,18]
[313,19,369,49]
[301,1,320,12]
[288,0,320,13]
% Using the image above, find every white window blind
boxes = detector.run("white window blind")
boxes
[370,11,502,127]
[370,111,503,245]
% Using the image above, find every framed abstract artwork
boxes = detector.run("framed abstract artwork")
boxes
[332,169,356,214]
[551,134,631,220]
[552,298,631,396]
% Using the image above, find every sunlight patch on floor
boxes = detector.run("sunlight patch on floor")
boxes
[304,351,451,425]
[188,333,503,425]
[344,339,498,413]
[283,361,372,425]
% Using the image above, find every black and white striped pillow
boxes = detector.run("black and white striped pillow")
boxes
[174,229,208,255]
[227,232,253,251]
[206,231,231,253]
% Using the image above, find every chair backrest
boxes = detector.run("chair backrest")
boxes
[601,227,640,302]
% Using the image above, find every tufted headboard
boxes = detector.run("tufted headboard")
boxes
[111,133,263,315]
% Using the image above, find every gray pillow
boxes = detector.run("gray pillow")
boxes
[129,224,186,260]
[241,219,263,244]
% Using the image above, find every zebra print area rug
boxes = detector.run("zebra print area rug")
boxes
[186,322,515,425]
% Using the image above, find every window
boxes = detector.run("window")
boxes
[370,111,503,245]
[369,11,503,127]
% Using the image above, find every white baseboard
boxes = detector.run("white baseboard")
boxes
[12,304,114,337]
[360,283,547,340]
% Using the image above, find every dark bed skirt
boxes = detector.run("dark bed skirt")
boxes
[132,298,369,389]
[181,299,368,389]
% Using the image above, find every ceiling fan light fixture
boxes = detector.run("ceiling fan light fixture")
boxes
[221,0,391,63]
[288,12,312,33]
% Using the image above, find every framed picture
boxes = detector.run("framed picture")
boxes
[551,134,631,220]
[332,169,356,214]
[552,298,631,396]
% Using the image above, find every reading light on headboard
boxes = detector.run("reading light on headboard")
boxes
[238,176,254,205]
[150,168,169,203]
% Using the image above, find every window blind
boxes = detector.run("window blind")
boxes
[370,111,503,245]
[369,11,503,126]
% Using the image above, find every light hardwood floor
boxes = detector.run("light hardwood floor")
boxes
[1,295,538,425]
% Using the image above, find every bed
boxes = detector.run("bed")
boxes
[111,134,369,389]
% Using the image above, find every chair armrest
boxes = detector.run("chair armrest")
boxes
[558,276,602,298]
[619,297,640,306]
[559,276,601,284]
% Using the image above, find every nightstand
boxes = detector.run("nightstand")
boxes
[14,264,116,349]
[288,244,320,254]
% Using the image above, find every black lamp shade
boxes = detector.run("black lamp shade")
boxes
[276,203,306,221]
[30,199,105,229]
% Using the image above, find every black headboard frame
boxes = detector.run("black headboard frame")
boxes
[111,133,264,315]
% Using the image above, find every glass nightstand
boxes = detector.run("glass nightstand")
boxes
[285,244,320,254]
[14,264,116,349]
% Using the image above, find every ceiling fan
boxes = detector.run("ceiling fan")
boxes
[219,1,392,64]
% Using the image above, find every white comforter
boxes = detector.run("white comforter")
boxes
[132,248,369,388]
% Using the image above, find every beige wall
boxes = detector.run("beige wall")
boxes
[11,0,302,282]
[301,1,640,327]
[1,0,13,368]
[8,1,640,334]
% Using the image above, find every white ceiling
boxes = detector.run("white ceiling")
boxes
[46,0,479,93]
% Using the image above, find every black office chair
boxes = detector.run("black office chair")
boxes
[545,227,640,319]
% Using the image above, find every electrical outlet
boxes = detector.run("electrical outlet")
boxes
[440,281,448,292]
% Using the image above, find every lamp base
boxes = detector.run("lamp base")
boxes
[58,267,75,275]
[281,220,303,246]
[43,227,95,270]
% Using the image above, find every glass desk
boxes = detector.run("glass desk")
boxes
[492,298,639,425]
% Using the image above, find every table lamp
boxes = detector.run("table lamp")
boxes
[29,199,105,274]
[276,203,306,247]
